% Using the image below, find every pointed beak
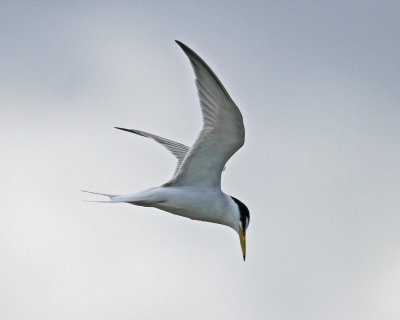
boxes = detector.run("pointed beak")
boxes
[238,227,246,261]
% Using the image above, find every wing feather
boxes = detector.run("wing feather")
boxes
[115,127,190,174]
[166,41,245,188]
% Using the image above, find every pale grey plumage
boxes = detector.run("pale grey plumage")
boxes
[114,127,190,175]
[84,40,249,260]
[167,41,244,188]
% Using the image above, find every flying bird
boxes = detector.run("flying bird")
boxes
[83,41,250,260]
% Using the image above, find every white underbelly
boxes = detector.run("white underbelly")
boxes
[152,187,228,224]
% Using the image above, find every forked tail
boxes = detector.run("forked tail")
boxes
[82,188,162,205]
[81,190,118,203]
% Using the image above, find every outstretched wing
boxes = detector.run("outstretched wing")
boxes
[167,41,245,188]
[115,127,190,174]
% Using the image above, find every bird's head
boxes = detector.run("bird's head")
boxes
[230,196,250,261]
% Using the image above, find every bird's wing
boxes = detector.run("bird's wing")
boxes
[115,127,189,174]
[166,41,245,188]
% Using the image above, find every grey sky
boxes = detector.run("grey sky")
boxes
[1,1,399,319]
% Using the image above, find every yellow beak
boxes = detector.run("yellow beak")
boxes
[238,226,246,261]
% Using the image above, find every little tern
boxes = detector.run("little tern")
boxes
[83,41,250,260]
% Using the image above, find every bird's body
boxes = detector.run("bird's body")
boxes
[84,41,250,259]
[101,186,240,229]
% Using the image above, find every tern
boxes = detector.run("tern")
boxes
[83,41,250,260]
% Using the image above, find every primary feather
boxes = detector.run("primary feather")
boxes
[115,127,190,175]
[166,41,244,188]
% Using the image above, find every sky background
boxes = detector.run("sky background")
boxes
[1,1,399,319]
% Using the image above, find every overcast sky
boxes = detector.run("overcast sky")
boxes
[1,1,399,319]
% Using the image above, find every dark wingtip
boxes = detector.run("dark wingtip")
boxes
[175,40,191,53]
[114,127,146,137]
[114,126,130,132]
[243,254,246,261]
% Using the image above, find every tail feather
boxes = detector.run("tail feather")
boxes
[81,190,116,197]
[81,190,120,204]
[81,189,159,205]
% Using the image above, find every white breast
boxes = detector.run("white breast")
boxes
[151,186,238,228]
